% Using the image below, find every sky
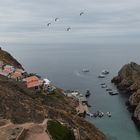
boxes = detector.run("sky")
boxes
[0,0,140,44]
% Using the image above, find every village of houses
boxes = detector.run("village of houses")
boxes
[0,60,88,140]
[0,60,54,93]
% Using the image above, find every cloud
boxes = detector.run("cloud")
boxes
[0,0,140,44]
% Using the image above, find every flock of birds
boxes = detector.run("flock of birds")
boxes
[47,12,84,31]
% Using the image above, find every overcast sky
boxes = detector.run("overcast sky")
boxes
[0,0,140,44]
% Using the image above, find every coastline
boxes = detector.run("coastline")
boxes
[0,48,107,140]
[111,62,140,127]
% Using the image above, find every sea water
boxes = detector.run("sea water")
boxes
[4,43,140,140]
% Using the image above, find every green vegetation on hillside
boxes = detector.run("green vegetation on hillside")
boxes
[47,120,75,140]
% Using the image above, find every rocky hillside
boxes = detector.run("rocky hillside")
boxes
[0,48,23,69]
[0,49,106,140]
[112,62,140,126]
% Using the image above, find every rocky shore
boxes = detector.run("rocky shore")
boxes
[112,62,140,126]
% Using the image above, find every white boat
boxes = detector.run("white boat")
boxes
[86,112,93,117]
[100,83,106,85]
[98,74,105,78]
[109,91,119,95]
[102,70,109,75]
[106,112,112,117]
[82,69,90,72]
[101,85,107,88]
[113,90,119,95]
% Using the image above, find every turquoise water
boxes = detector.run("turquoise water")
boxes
[4,43,140,140]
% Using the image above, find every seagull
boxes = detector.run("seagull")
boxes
[66,27,71,31]
[47,23,51,26]
[80,12,84,16]
[55,18,59,22]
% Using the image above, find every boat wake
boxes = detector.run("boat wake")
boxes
[74,70,88,78]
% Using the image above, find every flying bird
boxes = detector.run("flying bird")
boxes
[47,23,51,26]
[66,27,71,31]
[55,18,59,22]
[80,12,84,16]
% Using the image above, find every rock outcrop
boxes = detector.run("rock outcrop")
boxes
[112,62,140,126]
[0,48,23,69]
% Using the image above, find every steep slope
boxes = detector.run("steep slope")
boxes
[112,62,140,126]
[0,48,23,69]
[0,49,106,140]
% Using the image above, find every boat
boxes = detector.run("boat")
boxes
[79,93,83,97]
[106,88,112,91]
[108,91,113,94]
[100,83,106,85]
[102,70,109,75]
[109,91,119,95]
[85,90,91,97]
[93,112,98,118]
[106,112,112,117]
[101,85,107,88]
[86,112,93,117]
[98,74,105,78]
[82,69,90,72]
[98,111,104,118]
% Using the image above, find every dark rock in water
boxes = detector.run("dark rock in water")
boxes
[112,62,140,126]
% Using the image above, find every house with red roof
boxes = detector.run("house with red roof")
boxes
[25,76,43,89]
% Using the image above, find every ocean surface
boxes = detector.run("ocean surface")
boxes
[4,43,140,140]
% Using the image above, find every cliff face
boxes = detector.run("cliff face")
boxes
[112,62,140,125]
[0,49,106,140]
[0,48,23,69]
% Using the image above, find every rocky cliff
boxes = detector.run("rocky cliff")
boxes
[112,62,140,126]
[0,48,23,69]
[0,49,106,140]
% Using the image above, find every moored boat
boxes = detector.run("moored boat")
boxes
[102,70,109,75]
[106,112,112,117]
[100,83,106,85]
[82,69,90,72]
[98,74,105,78]
[86,112,94,117]
[106,88,112,91]
[109,91,119,95]
[85,90,91,97]
[101,85,107,88]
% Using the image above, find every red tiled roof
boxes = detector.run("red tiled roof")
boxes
[27,80,43,88]
[26,76,39,83]
[11,71,22,78]
[3,67,14,74]
[26,76,42,88]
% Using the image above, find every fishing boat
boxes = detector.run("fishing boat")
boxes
[106,88,112,91]
[85,90,91,97]
[86,112,93,117]
[101,85,107,88]
[106,112,112,117]
[102,70,109,75]
[109,91,119,95]
[82,69,90,72]
[100,83,106,85]
[98,74,105,78]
